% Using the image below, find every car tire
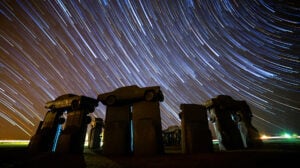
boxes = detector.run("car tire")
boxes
[235,114,242,122]
[87,105,95,112]
[106,95,116,105]
[209,116,216,123]
[71,100,80,110]
[49,105,55,110]
[158,91,164,101]
[85,116,92,124]
[144,90,155,101]
[58,117,65,124]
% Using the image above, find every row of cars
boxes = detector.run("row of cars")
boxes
[45,85,164,110]
[29,85,164,153]
[32,85,262,153]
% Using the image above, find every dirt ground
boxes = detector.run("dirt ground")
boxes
[1,139,299,168]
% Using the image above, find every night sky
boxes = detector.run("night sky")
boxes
[0,0,299,140]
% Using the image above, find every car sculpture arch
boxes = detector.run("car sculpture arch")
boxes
[29,93,99,153]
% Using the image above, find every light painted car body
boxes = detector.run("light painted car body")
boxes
[98,85,164,105]
[45,94,98,111]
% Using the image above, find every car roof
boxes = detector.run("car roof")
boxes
[55,94,78,100]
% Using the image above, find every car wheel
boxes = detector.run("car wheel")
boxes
[71,100,80,110]
[106,95,116,105]
[235,114,242,122]
[58,117,65,124]
[85,116,92,124]
[158,91,164,101]
[209,116,216,123]
[144,90,155,101]
[49,105,55,110]
[87,105,95,112]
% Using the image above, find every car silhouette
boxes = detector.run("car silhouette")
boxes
[97,85,164,106]
[205,95,244,150]
[45,94,98,112]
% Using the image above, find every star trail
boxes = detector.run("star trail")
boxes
[0,0,299,139]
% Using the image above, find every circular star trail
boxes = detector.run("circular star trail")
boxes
[0,0,299,139]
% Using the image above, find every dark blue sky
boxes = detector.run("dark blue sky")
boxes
[0,0,299,139]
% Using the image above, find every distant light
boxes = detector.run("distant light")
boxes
[260,134,269,139]
[260,133,300,140]
[282,133,292,139]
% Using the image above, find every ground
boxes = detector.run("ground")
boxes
[0,138,299,168]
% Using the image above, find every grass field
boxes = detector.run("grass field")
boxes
[1,136,299,148]
[0,140,29,147]
[0,137,299,168]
